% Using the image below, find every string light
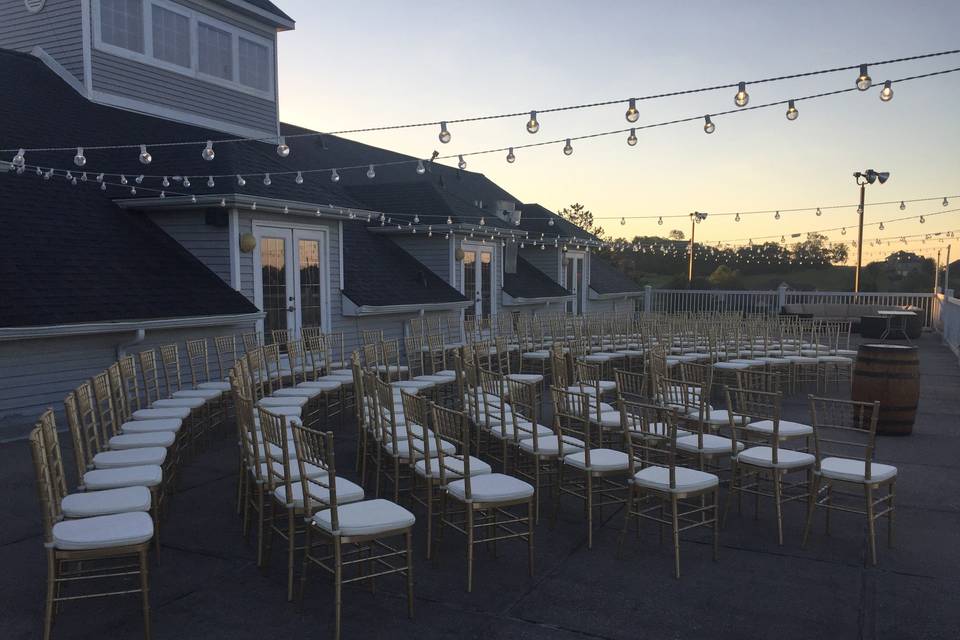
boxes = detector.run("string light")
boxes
[526,111,539,134]
[366,165,376,179]
[236,175,246,187]
[879,221,885,230]
[295,171,303,185]
[135,174,143,184]
[856,64,872,90]
[73,147,86,167]
[625,98,639,123]
[139,144,152,165]
[899,201,905,210]
[620,217,626,225]
[207,176,215,187]
[447,216,452,225]
[276,137,290,157]
[816,207,822,216]
[627,128,637,146]
[439,121,451,144]
[785,100,799,120]
[658,216,663,225]
[703,115,715,134]
[774,210,781,220]
[563,139,573,155]
[202,140,215,161]
[920,215,925,223]
[182,176,190,187]
[880,80,894,101]
[330,168,340,183]
[261,173,270,186]
[120,174,128,185]
[734,82,749,107]
[506,147,516,163]
[944,197,949,206]
[458,155,466,170]
[735,213,741,222]
[416,160,426,174]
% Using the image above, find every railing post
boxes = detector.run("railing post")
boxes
[776,284,787,314]
[643,285,653,314]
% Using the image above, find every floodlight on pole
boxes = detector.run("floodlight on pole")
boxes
[687,211,708,287]
[852,170,890,294]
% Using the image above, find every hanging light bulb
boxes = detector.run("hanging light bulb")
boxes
[920,215,926,224]
[734,81,749,107]
[73,147,86,167]
[207,176,215,188]
[841,227,847,235]
[526,110,539,134]
[703,115,715,134]
[138,144,152,165]
[202,140,215,161]
[548,218,555,226]
[191,195,197,204]
[943,197,949,207]
[438,121,451,144]
[774,211,781,220]
[816,207,822,216]
[251,202,257,210]
[120,174,128,185]
[330,168,340,183]
[295,171,303,185]
[880,80,894,102]
[12,149,25,167]
[80,172,88,182]
[506,147,516,163]
[160,191,166,199]
[366,165,376,179]
[283,204,289,214]
[416,159,426,175]
[162,176,170,188]
[540,243,545,250]
[625,98,639,123]
[183,176,191,188]
[620,217,626,225]
[236,175,246,187]
[520,241,525,249]
[479,216,485,226]
[446,216,453,225]
[276,136,290,157]
[562,139,573,156]
[899,201,905,210]
[262,173,271,186]
[100,181,107,191]
[856,64,871,91]
[96,173,104,183]
[879,221,885,230]
[627,128,637,146]
[657,216,663,225]
[735,213,741,222]
[413,215,420,224]
[220,198,226,208]
[785,100,799,121]
[458,155,466,170]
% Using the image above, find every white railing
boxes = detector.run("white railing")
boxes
[935,293,960,357]
[642,286,938,327]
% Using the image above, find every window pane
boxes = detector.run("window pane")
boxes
[298,240,322,331]
[463,251,476,321]
[198,22,233,80]
[480,252,492,318]
[260,237,287,345]
[239,37,270,91]
[100,0,144,53]
[152,5,190,68]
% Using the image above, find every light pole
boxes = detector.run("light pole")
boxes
[687,211,708,287]
[852,169,889,294]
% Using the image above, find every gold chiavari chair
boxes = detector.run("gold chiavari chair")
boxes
[29,423,154,640]
[157,344,222,439]
[241,331,261,353]
[118,355,193,426]
[573,360,622,448]
[619,401,720,578]
[360,329,384,348]
[724,386,815,544]
[294,425,415,639]
[214,334,239,381]
[433,404,535,591]
[615,369,650,405]
[138,349,207,451]
[551,386,630,549]
[271,339,343,429]
[323,332,349,372]
[185,338,232,392]
[803,396,896,565]
[106,363,185,460]
[91,371,176,454]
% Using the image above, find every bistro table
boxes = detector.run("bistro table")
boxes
[877,309,916,342]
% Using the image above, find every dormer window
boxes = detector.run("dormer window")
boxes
[93,0,275,100]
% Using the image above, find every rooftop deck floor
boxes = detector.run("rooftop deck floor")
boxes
[1,334,958,639]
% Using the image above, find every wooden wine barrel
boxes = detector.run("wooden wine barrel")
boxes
[851,344,920,436]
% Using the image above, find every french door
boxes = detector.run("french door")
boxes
[254,225,328,344]
[462,244,494,321]
[563,252,585,315]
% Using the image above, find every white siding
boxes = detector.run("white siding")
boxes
[149,210,231,283]
[0,0,85,82]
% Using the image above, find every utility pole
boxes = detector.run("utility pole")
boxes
[852,169,889,294]
[687,211,708,288]
[934,248,941,293]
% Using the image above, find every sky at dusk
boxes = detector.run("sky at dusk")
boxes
[274,0,960,263]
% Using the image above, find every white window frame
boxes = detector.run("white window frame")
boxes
[92,0,275,101]
[460,241,498,319]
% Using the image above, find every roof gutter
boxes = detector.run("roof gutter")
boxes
[342,297,472,317]
[0,312,265,342]
[588,288,644,300]
[115,195,378,221]
[502,293,574,306]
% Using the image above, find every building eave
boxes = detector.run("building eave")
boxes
[220,0,296,30]
[501,292,574,306]
[114,195,377,221]
[341,296,472,317]
[0,312,265,342]
[588,288,644,300]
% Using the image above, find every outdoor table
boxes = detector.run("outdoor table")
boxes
[877,310,917,342]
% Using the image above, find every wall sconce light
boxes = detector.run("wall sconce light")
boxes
[239,232,256,253]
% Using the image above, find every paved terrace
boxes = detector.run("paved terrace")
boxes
[1,335,958,640]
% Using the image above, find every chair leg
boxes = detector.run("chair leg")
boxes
[255,489,265,567]
[671,495,681,579]
[333,538,343,640]
[466,506,475,593]
[287,509,296,602]
[773,471,784,546]
[618,489,633,557]
[139,549,152,640]
[425,478,434,560]
[887,479,896,548]
[713,488,720,562]
[586,473,594,550]
[298,526,311,610]
[865,484,877,566]
[406,530,415,619]
[528,499,535,578]
[802,474,820,548]
[43,551,55,640]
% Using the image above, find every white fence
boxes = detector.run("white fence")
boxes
[935,293,960,357]
[643,287,938,328]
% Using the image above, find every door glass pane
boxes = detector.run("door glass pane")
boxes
[574,258,584,314]
[564,257,573,313]
[463,251,476,320]
[298,239,322,331]
[480,252,492,319]
[261,237,287,344]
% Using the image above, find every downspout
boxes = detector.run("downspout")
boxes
[116,328,145,359]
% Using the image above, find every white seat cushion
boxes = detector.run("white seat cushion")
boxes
[53,511,154,550]
[626,420,692,439]
[414,375,456,384]
[592,411,622,429]
[383,437,456,460]
[172,388,222,400]
[698,409,750,426]
[632,466,719,494]
[258,395,309,408]
[253,406,302,422]
[152,397,205,409]
[563,448,630,472]
[580,380,617,394]
[313,499,415,536]
[273,387,324,399]
[92,447,167,469]
[297,380,342,391]
[738,446,815,469]
[746,419,813,438]
[391,380,434,391]
[61,486,152,518]
[506,373,544,384]
[197,381,231,392]
[83,465,163,490]
[273,476,365,508]
[376,364,410,375]
[518,434,585,456]
[676,434,742,455]
[522,351,550,360]
[108,431,175,449]
[819,457,897,483]
[121,418,181,434]
[447,473,534,502]
[713,362,750,370]
[132,407,190,421]
[257,460,325,482]
[817,356,853,364]
[488,419,553,441]
[415,455,492,479]
[786,356,819,364]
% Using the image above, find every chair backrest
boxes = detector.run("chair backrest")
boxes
[91,370,120,439]
[261,343,285,391]
[361,343,380,371]
[241,331,261,353]
[373,376,402,454]
[735,369,782,394]
[425,334,447,375]
[291,425,337,523]
[550,344,570,388]
[615,369,648,404]
[231,368,263,484]
[659,376,701,418]
[138,349,164,404]
[242,347,265,399]
[214,334,238,381]
[158,343,186,395]
[186,338,214,387]
[506,376,541,446]
[725,386,783,460]
[324,332,346,369]
[286,339,310,384]
[63,391,93,483]
[360,329,384,346]
[401,391,432,470]
[404,335,426,378]
[477,367,506,431]
[118,355,143,411]
[620,400,680,482]
[551,385,593,458]
[382,339,404,378]
[271,329,291,347]
[257,407,291,501]
[28,424,60,545]
[431,404,473,491]
[37,409,69,504]
[304,334,330,375]
[808,396,881,479]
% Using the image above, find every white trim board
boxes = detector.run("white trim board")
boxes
[0,312,263,341]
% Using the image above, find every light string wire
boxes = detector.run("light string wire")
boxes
[2,50,958,154]
[12,65,960,197]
